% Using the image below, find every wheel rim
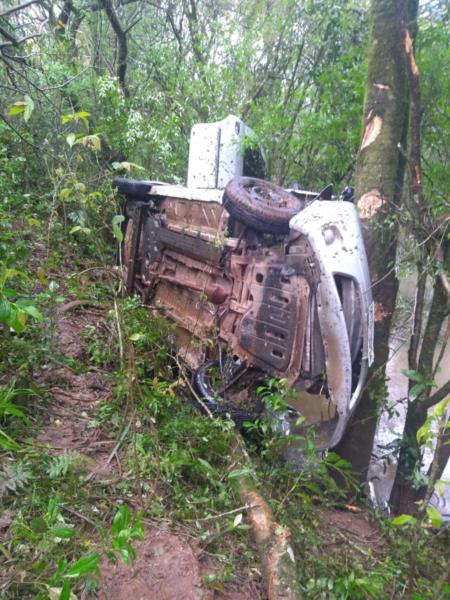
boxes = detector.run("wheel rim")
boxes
[243,182,298,210]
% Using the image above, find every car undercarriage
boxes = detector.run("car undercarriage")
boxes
[115,175,374,450]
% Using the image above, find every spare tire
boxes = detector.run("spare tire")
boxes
[223,177,302,234]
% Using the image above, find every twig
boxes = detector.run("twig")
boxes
[0,112,40,151]
[56,300,100,314]
[113,296,124,367]
[60,505,97,529]
[334,530,371,558]
[105,420,131,466]
[0,0,40,18]
[192,504,260,522]
[174,355,214,419]
[83,421,131,482]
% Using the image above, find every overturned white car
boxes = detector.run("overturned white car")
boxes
[114,115,374,449]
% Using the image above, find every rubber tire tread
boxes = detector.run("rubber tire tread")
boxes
[113,178,152,200]
[193,360,260,425]
[223,177,302,235]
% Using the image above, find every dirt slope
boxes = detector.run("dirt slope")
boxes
[36,304,262,600]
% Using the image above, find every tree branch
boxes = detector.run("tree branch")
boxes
[99,0,129,96]
[0,113,40,151]
[407,261,426,373]
[417,274,448,380]
[422,380,450,412]
[0,32,43,50]
[0,0,41,19]
[0,24,18,45]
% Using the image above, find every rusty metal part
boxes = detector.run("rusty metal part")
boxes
[237,262,310,374]
[123,196,324,386]
[120,188,332,441]
[162,197,225,237]
[123,206,144,294]
[157,227,223,265]
[154,273,229,305]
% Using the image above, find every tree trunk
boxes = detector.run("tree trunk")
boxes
[389,270,449,513]
[334,0,413,482]
[100,0,129,97]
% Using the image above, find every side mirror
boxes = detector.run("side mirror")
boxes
[318,184,333,200]
[340,186,355,203]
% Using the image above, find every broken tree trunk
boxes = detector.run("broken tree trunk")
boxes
[334,0,415,483]
[182,367,302,599]
[231,438,302,600]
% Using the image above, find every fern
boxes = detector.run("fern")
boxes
[0,461,32,496]
[46,451,81,478]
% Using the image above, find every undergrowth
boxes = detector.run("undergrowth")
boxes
[1,281,448,599]
[0,154,448,599]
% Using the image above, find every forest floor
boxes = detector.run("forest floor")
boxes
[24,286,385,599]
[33,299,262,600]
[2,261,447,599]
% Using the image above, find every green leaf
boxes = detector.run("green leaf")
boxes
[112,505,130,535]
[53,527,76,539]
[47,582,77,600]
[131,521,144,540]
[74,111,90,120]
[197,458,216,474]
[402,369,424,383]
[23,95,34,123]
[227,467,253,480]
[426,506,442,528]
[59,580,72,600]
[61,111,90,125]
[15,300,43,321]
[22,305,43,321]
[112,215,125,242]
[7,306,28,333]
[69,226,91,236]
[8,102,26,116]
[0,430,20,450]
[118,545,135,565]
[410,383,425,400]
[391,514,416,527]
[65,554,100,578]
[129,332,143,341]
[0,297,11,322]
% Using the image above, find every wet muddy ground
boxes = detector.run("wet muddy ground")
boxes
[35,304,263,600]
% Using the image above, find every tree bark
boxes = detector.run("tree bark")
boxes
[334,0,413,483]
[231,438,302,600]
[100,0,129,96]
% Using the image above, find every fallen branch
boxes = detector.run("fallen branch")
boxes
[192,504,260,522]
[179,360,301,598]
[56,299,100,314]
[229,437,302,600]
